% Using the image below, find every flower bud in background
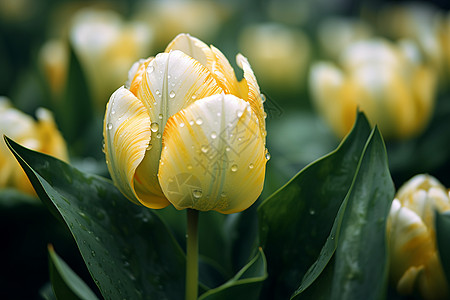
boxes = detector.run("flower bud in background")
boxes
[238,22,311,96]
[38,39,69,99]
[387,174,450,300]
[317,17,373,60]
[70,8,154,109]
[103,34,268,214]
[309,38,437,139]
[0,97,68,195]
[133,0,229,51]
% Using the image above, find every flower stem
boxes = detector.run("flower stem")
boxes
[186,209,199,300]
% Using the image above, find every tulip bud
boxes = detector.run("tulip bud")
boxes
[103,34,268,214]
[0,97,68,195]
[387,174,450,299]
[309,38,437,139]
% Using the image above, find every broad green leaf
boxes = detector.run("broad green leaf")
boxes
[257,112,371,299]
[435,211,450,287]
[293,128,394,299]
[198,248,267,300]
[48,245,99,300]
[5,137,185,300]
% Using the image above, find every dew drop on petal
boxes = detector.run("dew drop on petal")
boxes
[249,163,254,169]
[187,164,193,170]
[201,145,208,153]
[158,113,163,120]
[156,132,162,139]
[107,123,113,130]
[192,189,202,199]
[147,65,155,74]
[179,122,185,127]
[225,146,231,152]
[265,149,271,160]
[231,164,238,172]
[189,120,194,126]
[237,110,243,117]
[150,122,159,132]
[260,93,266,103]
[211,131,217,139]
[196,118,203,125]
[192,95,197,100]
[169,90,176,98]
[155,89,161,96]
[111,109,116,115]
[146,143,153,151]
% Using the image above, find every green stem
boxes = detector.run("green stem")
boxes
[186,209,199,300]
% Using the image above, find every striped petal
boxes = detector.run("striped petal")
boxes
[104,87,169,208]
[158,94,267,214]
[134,50,223,202]
[236,54,266,141]
[165,33,214,68]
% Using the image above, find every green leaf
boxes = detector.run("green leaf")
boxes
[435,211,450,287]
[5,136,186,300]
[198,248,267,300]
[293,128,394,299]
[48,245,99,300]
[257,112,371,299]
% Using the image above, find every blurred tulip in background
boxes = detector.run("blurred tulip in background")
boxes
[387,174,450,299]
[309,38,437,139]
[104,34,268,214]
[0,97,68,195]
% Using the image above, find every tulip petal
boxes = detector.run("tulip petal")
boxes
[134,50,223,204]
[104,87,169,208]
[158,94,266,214]
[165,33,214,68]
[236,54,266,140]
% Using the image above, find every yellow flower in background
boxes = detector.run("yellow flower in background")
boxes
[38,39,69,98]
[70,8,154,108]
[0,98,68,195]
[134,0,229,51]
[309,38,437,139]
[103,34,268,214]
[387,174,450,300]
[238,22,311,95]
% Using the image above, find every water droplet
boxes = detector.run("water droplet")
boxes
[201,145,208,153]
[309,209,315,215]
[211,131,217,139]
[237,110,243,117]
[192,189,202,199]
[167,74,171,79]
[155,89,161,96]
[196,118,203,125]
[169,90,176,98]
[107,123,113,130]
[189,120,194,126]
[146,143,153,151]
[147,65,154,74]
[179,122,185,127]
[217,112,221,117]
[156,133,162,139]
[111,109,116,115]
[102,140,106,153]
[192,95,197,100]
[263,112,267,119]
[187,164,193,170]
[158,113,163,119]
[150,122,159,132]
[265,149,271,160]
[91,250,96,257]
[249,163,254,169]
[260,93,266,103]
[220,192,226,198]
[231,164,238,172]
[225,146,231,152]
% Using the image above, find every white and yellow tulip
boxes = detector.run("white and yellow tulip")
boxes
[0,97,68,195]
[103,34,268,214]
[309,38,437,139]
[387,174,450,300]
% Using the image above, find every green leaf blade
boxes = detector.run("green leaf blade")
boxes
[5,136,186,300]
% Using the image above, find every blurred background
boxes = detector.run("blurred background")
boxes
[1,0,450,298]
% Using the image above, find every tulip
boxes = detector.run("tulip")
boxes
[0,97,68,195]
[70,8,154,108]
[309,38,437,139]
[238,22,311,95]
[387,174,450,300]
[103,33,268,214]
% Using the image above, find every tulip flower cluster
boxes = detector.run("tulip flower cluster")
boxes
[103,34,268,214]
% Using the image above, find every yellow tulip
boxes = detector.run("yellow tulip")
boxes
[387,174,450,300]
[0,98,68,195]
[103,34,268,214]
[309,38,437,139]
